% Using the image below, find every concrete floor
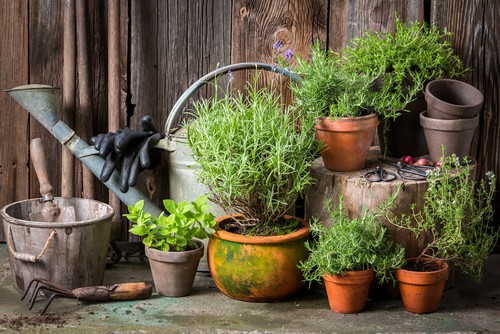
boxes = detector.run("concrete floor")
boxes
[1,243,499,334]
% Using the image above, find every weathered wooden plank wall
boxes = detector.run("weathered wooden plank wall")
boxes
[431,1,500,224]
[0,1,30,242]
[1,0,499,241]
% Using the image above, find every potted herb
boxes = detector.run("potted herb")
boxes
[343,16,467,157]
[290,40,379,172]
[186,73,320,302]
[299,196,405,314]
[386,152,498,313]
[124,195,216,297]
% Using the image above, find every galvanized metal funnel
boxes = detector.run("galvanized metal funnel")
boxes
[6,85,61,129]
[6,84,163,217]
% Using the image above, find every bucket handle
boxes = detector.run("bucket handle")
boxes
[7,225,57,263]
[164,62,303,137]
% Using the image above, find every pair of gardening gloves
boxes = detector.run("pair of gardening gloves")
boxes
[90,115,163,193]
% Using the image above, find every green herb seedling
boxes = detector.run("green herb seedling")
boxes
[124,195,216,252]
[299,195,406,286]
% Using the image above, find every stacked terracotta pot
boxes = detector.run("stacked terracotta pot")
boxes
[420,79,483,164]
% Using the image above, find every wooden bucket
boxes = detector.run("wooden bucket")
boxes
[1,198,113,293]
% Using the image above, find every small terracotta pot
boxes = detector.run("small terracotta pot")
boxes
[145,239,204,297]
[420,111,479,164]
[322,269,375,314]
[315,114,379,171]
[208,215,310,302]
[396,258,449,314]
[425,79,483,119]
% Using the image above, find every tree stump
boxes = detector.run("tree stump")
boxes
[305,148,432,260]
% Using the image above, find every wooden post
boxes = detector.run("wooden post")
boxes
[108,0,123,238]
[62,0,76,198]
[75,0,95,200]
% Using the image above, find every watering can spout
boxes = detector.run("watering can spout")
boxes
[6,84,163,217]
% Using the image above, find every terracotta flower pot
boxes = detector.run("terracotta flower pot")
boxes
[420,111,479,163]
[315,114,379,172]
[425,79,483,119]
[145,239,204,297]
[208,215,310,302]
[396,258,449,314]
[322,269,375,314]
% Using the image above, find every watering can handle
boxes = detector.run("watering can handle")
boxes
[164,62,302,136]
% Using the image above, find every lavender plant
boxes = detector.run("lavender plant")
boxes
[299,195,406,285]
[186,73,320,236]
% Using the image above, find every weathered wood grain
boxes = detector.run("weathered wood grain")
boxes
[129,0,232,219]
[231,0,327,98]
[0,1,30,241]
[431,0,500,222]
[28,1,64,205]
[328,0,424,52]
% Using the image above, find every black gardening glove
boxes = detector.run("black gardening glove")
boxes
[90,115,163,193]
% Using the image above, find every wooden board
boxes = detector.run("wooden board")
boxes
[305,148,431,259]
[0,1,30,241]
[430,0,500,224]
[231,0,328,101]
[328,0,424,52]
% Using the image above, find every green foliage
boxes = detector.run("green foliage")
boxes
[186,74,320,234]
[386,152,498,281]
[124,196,216,252]
[290,40,375,121]
[299,195,406,285]
[343,16,467,121]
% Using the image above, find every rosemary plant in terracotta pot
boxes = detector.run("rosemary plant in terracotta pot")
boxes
[343,16,467,157]
[124,195,216,297]
[290,41,379,172]
[186,73,320,302]
[386,152,498,314]
[299,196,405,314]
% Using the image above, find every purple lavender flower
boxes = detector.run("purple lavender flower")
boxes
[273,40,283,52]
[227,70,234,81]
[284,49,294,61]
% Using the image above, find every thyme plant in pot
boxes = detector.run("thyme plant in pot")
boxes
[124,195,216,297]
[386,152,498,313]
[290,41,379,172]
[343,16,467,157]
[186,73,320,302]
[299,196,405,314]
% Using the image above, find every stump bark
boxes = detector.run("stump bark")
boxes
[305,148,431,259]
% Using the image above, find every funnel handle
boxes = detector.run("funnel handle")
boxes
[30,138,54,202]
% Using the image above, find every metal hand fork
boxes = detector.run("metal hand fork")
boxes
[22,278,152,314]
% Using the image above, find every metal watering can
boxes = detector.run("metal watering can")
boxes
[7,62,301,219]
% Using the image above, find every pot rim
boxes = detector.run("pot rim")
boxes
[396,257,449,284]
[425,79,484,110]
[145,239,204,262]
[213,214,310,245]
[322,268,375,284]
[315,113,380,132]
[420,111,479,131]
[0,197,114,228]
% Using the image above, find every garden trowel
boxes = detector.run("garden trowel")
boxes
[29,138,76,222]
